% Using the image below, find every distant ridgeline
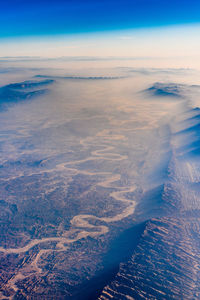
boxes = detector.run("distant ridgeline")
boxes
[0,79,54,108]
[144,82,200,98]
[35,74,125,80]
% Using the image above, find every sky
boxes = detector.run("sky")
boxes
[0,0,200,58]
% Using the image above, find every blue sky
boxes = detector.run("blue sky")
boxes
[1,0,200,38]
[1,0,200,59]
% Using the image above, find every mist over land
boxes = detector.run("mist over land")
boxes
[0,57,200,299]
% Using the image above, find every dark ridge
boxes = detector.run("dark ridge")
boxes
[177,139,200,155]
[0,88,47,104]
[175,123,200,136]
[99,216,200,300]
[135,184,168,219]
[128,68,193,76]
[147,150,172,185]
[186,114,200,122]
[0,79,54,108]
[192,107,200,112]
[70,222,146,300]
[179,116,200,129]
[186,107,200,114]
[185,107,200,117]
[72,183,171,300]
[144,82,184,98]
[35,75,125,80]
[182,146,200,157]
[98,102,200,299]
[6,79,54,90]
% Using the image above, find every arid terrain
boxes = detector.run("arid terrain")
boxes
[0,59,200,299]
